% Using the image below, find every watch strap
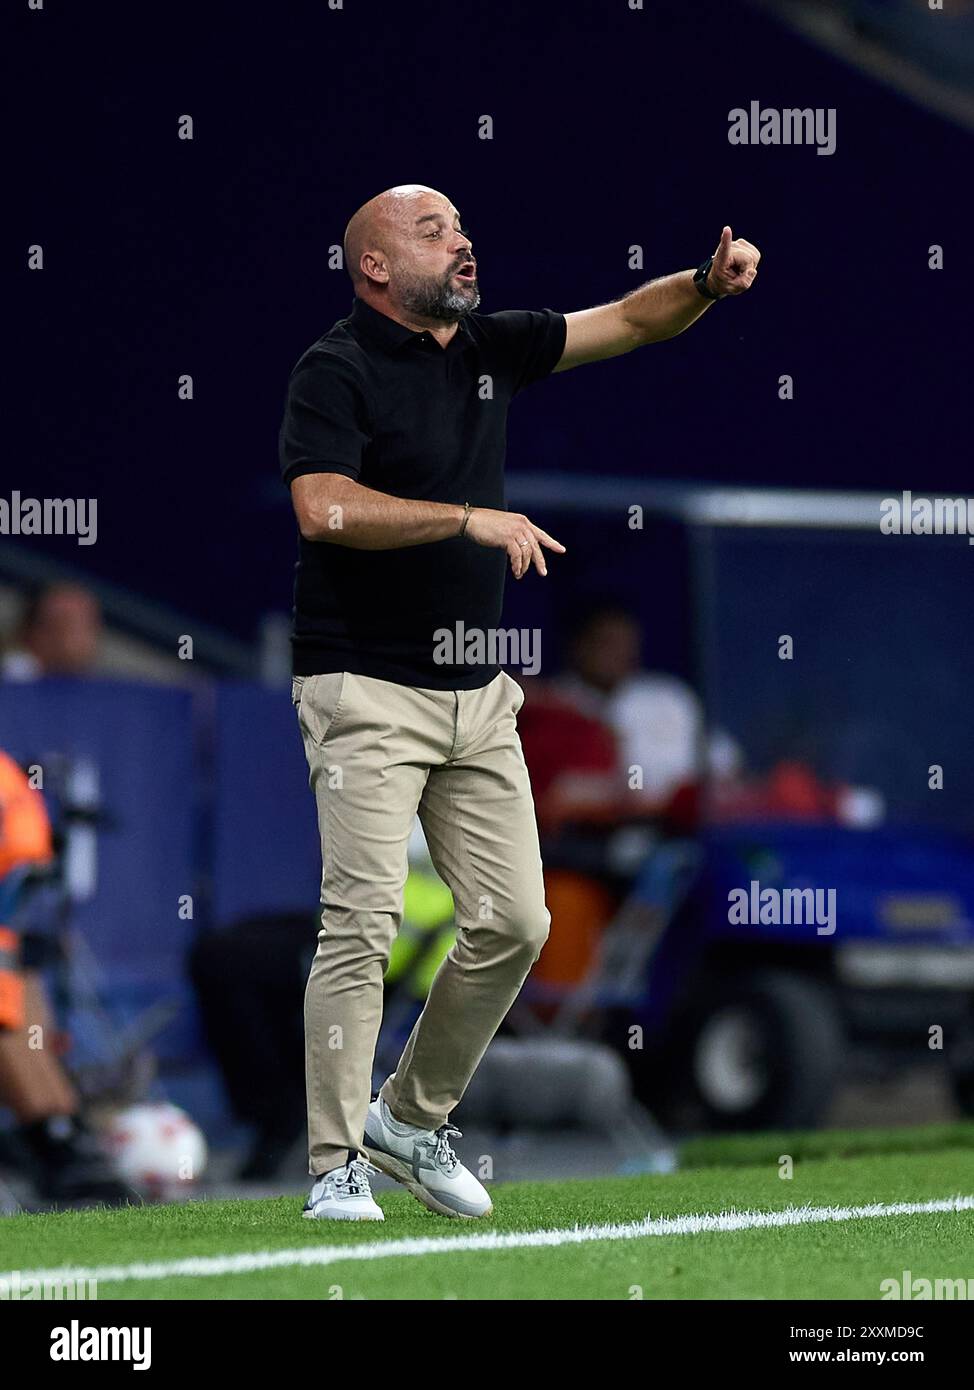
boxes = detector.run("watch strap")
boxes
[693,255,722,301]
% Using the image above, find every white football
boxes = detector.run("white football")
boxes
[103,1102,208,1196]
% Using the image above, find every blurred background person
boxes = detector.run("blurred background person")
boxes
[0,748,133,1207]
[515,603,741,1001]
[548,602,742,808]
[1,583,103,682]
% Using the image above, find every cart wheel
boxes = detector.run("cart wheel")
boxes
[664,970,843,1131]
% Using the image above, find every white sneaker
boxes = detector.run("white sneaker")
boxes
[302,1152,384,1221]
[362,1096,493,1219]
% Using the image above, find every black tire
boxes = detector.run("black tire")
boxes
[657,970,843,1131]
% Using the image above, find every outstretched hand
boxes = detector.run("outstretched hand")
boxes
[707,226,760,297]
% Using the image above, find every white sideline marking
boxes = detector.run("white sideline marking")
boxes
[5,1195,973,1286]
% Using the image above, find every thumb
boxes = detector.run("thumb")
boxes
[713,225,733,265]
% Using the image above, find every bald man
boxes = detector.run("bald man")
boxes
[279,184,759,1221]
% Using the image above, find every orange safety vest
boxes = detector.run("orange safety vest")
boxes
[0,750,54,1028]
[0,751,53,878]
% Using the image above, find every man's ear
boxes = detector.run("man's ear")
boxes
[362,252,389,284]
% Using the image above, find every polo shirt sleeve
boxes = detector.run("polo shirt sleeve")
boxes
[279,354,372,487]
[484,308,567,396]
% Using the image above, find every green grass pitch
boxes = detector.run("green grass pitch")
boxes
[2,1128,973,1300]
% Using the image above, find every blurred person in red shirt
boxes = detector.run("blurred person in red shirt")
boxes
[513,604,743,991]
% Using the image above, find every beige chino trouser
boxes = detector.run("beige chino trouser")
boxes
[292,668,551,1175]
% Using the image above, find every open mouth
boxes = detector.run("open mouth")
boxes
[454,263,477,282]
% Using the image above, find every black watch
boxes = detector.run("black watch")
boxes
[693,255,722,301]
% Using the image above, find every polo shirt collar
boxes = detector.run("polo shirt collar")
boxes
[349,297,473,352]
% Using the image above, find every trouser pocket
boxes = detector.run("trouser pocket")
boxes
[294,672,347,747]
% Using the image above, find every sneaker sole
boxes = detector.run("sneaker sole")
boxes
[360,1141,493,1220]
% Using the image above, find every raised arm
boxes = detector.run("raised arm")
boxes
[554,226,760,373]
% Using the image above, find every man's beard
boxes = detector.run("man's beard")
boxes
[398,268,480,321]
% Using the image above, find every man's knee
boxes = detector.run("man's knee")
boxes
[511,902,551,960]
[313,904,400,970]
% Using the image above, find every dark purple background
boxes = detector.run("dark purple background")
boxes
[11,0,966,641]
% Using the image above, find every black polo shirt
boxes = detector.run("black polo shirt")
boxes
[279,297,567,689]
